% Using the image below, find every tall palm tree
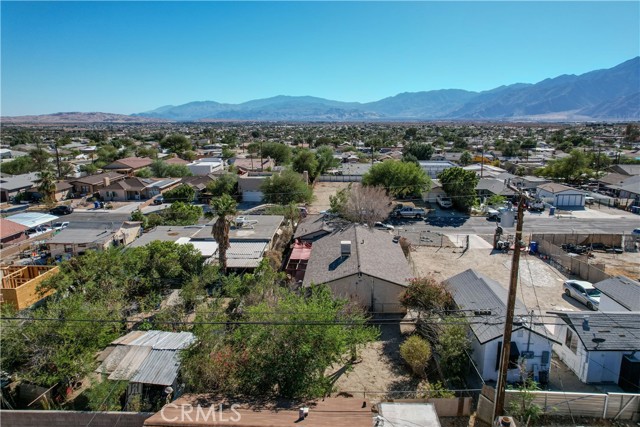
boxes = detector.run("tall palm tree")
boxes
[210,194,237,274]
[37,167,57,204]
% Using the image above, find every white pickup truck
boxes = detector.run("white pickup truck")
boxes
[436,194,453,209]
[394,207,427,219]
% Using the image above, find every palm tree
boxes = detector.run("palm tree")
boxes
[210,194,237,274]
[37,167,57,204]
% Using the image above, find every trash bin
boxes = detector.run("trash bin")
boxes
[530,241,538,254]
[549,206,556,216]
[94,201,100,209]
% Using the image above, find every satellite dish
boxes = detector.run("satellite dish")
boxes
[592,337,606,344]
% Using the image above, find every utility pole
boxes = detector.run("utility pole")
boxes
[493,193,526,418]
[480,141,485,178]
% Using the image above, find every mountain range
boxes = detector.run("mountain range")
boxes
[4,57,639,123]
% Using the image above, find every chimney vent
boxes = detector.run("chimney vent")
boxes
[341,240,351,257]
[103,176,111,187]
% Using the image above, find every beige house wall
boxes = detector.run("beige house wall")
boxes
[324,274,407,313]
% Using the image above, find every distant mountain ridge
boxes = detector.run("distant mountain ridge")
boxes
[4,58,639,123]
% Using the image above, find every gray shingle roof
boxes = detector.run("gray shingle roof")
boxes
[444,269,555,344]
[594,276,640,311]
[302,225,413,287]
[293,214,333,240]
[549,311,640,351]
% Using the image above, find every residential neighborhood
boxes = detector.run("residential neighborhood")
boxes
[1,121,639,425]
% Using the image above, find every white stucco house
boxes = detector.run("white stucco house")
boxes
[444,269,558,384]
[550,311,640,391]
[186,158,224,176]
[536,183,585,208]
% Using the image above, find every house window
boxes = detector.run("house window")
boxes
[565,329,578,354]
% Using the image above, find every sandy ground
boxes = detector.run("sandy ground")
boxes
[327,320,419,403]
[308,182,351,213]
[589,251,640,280]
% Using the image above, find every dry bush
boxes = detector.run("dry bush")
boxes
[343,184,393,226]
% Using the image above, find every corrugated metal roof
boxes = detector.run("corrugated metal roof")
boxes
[227,241,267,259]
[111,330,147,345]
[127,330,195,350]
[177,238,218,257]
[108,346,153,381]
[130,350,181,386]
[5,212,59,228]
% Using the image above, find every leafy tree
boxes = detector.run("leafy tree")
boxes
[403,127,418,140]
[400,276,453,313]
[130,209,149,229]
[96,144,119,164]
[624,123,640,142]
[260,142,291,165]
[329,186,349,214]
[161,202,202,225]
[362,160,431,197]
[435,317,471,383]
[134,167,153,178]
[536,149,596,183]
[206,173,238,197]
[85,376,128,411]
[503,141,521,157]
[261,170,313,205]
[292,149,319,178]
[163,184,196,203]
[438,167,479,211]
[403,141,434,160]
[149,160,192,178]
[1,156,37,175]
[315,145,339,175]
[486,194,507,206]
[508,378,543,424]
[459,151,472,166]
[160,134,193,156]
[402,153,419,165]
[80,163,99,175]
[209,194,237,274]
[182,275,378,398]
[136,146,158,159]
[400,335,432,378]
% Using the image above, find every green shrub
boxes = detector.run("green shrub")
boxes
[400,335,432,378]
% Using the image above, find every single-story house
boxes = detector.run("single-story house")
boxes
[419,160,457,179]
[96,330,195,407]
[609,164,640,176]
[104,156,153,174]
[550,311,640,391]
[444,269,558,383]
[293,214,334,242]
[594,276,640,312]
[536,182,585,208]
[164,156,189,166]
[47,221,141,258]
[26,181,73,202]
[422,179,447,204]
[179,175,217,202]
[0,218,28,247]
[99,178,181,201]
[476,178,517,200]
[69,172,126,195]
[302,225,412,313]
[463,164,508,179]
[237,173,269,203]
[0,172,40,202]
[186,158,224,176]
[230,157,275,172]
[507,175,550,192]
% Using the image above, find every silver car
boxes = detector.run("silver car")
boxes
[563,280,601,310]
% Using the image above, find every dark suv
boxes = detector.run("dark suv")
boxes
[50,205,74,215]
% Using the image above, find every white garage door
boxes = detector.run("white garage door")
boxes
[556,194,583,207]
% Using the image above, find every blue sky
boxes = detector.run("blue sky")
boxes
[2,1,639,116]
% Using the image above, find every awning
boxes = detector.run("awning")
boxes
[5,212,59,228]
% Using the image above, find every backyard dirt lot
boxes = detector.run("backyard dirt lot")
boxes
[309,182,350,213]
[589,250,640,281]
[410,237,584,321]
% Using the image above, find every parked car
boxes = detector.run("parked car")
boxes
[394,207,426,219]
[49,205,73,215]
[374,222,395,230]
[563,280,601,310]
[153,196,165,205]
[632,228,640,236]
[584,196,595,205]
[436,194,453,209]
[52,221,69,231]
[528,199,545,212]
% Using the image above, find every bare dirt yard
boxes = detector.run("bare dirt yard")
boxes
[410,238,579,316]
[589,251,640,281]
[308,182,351,213]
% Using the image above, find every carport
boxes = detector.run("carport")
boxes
[4,212,59,229]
